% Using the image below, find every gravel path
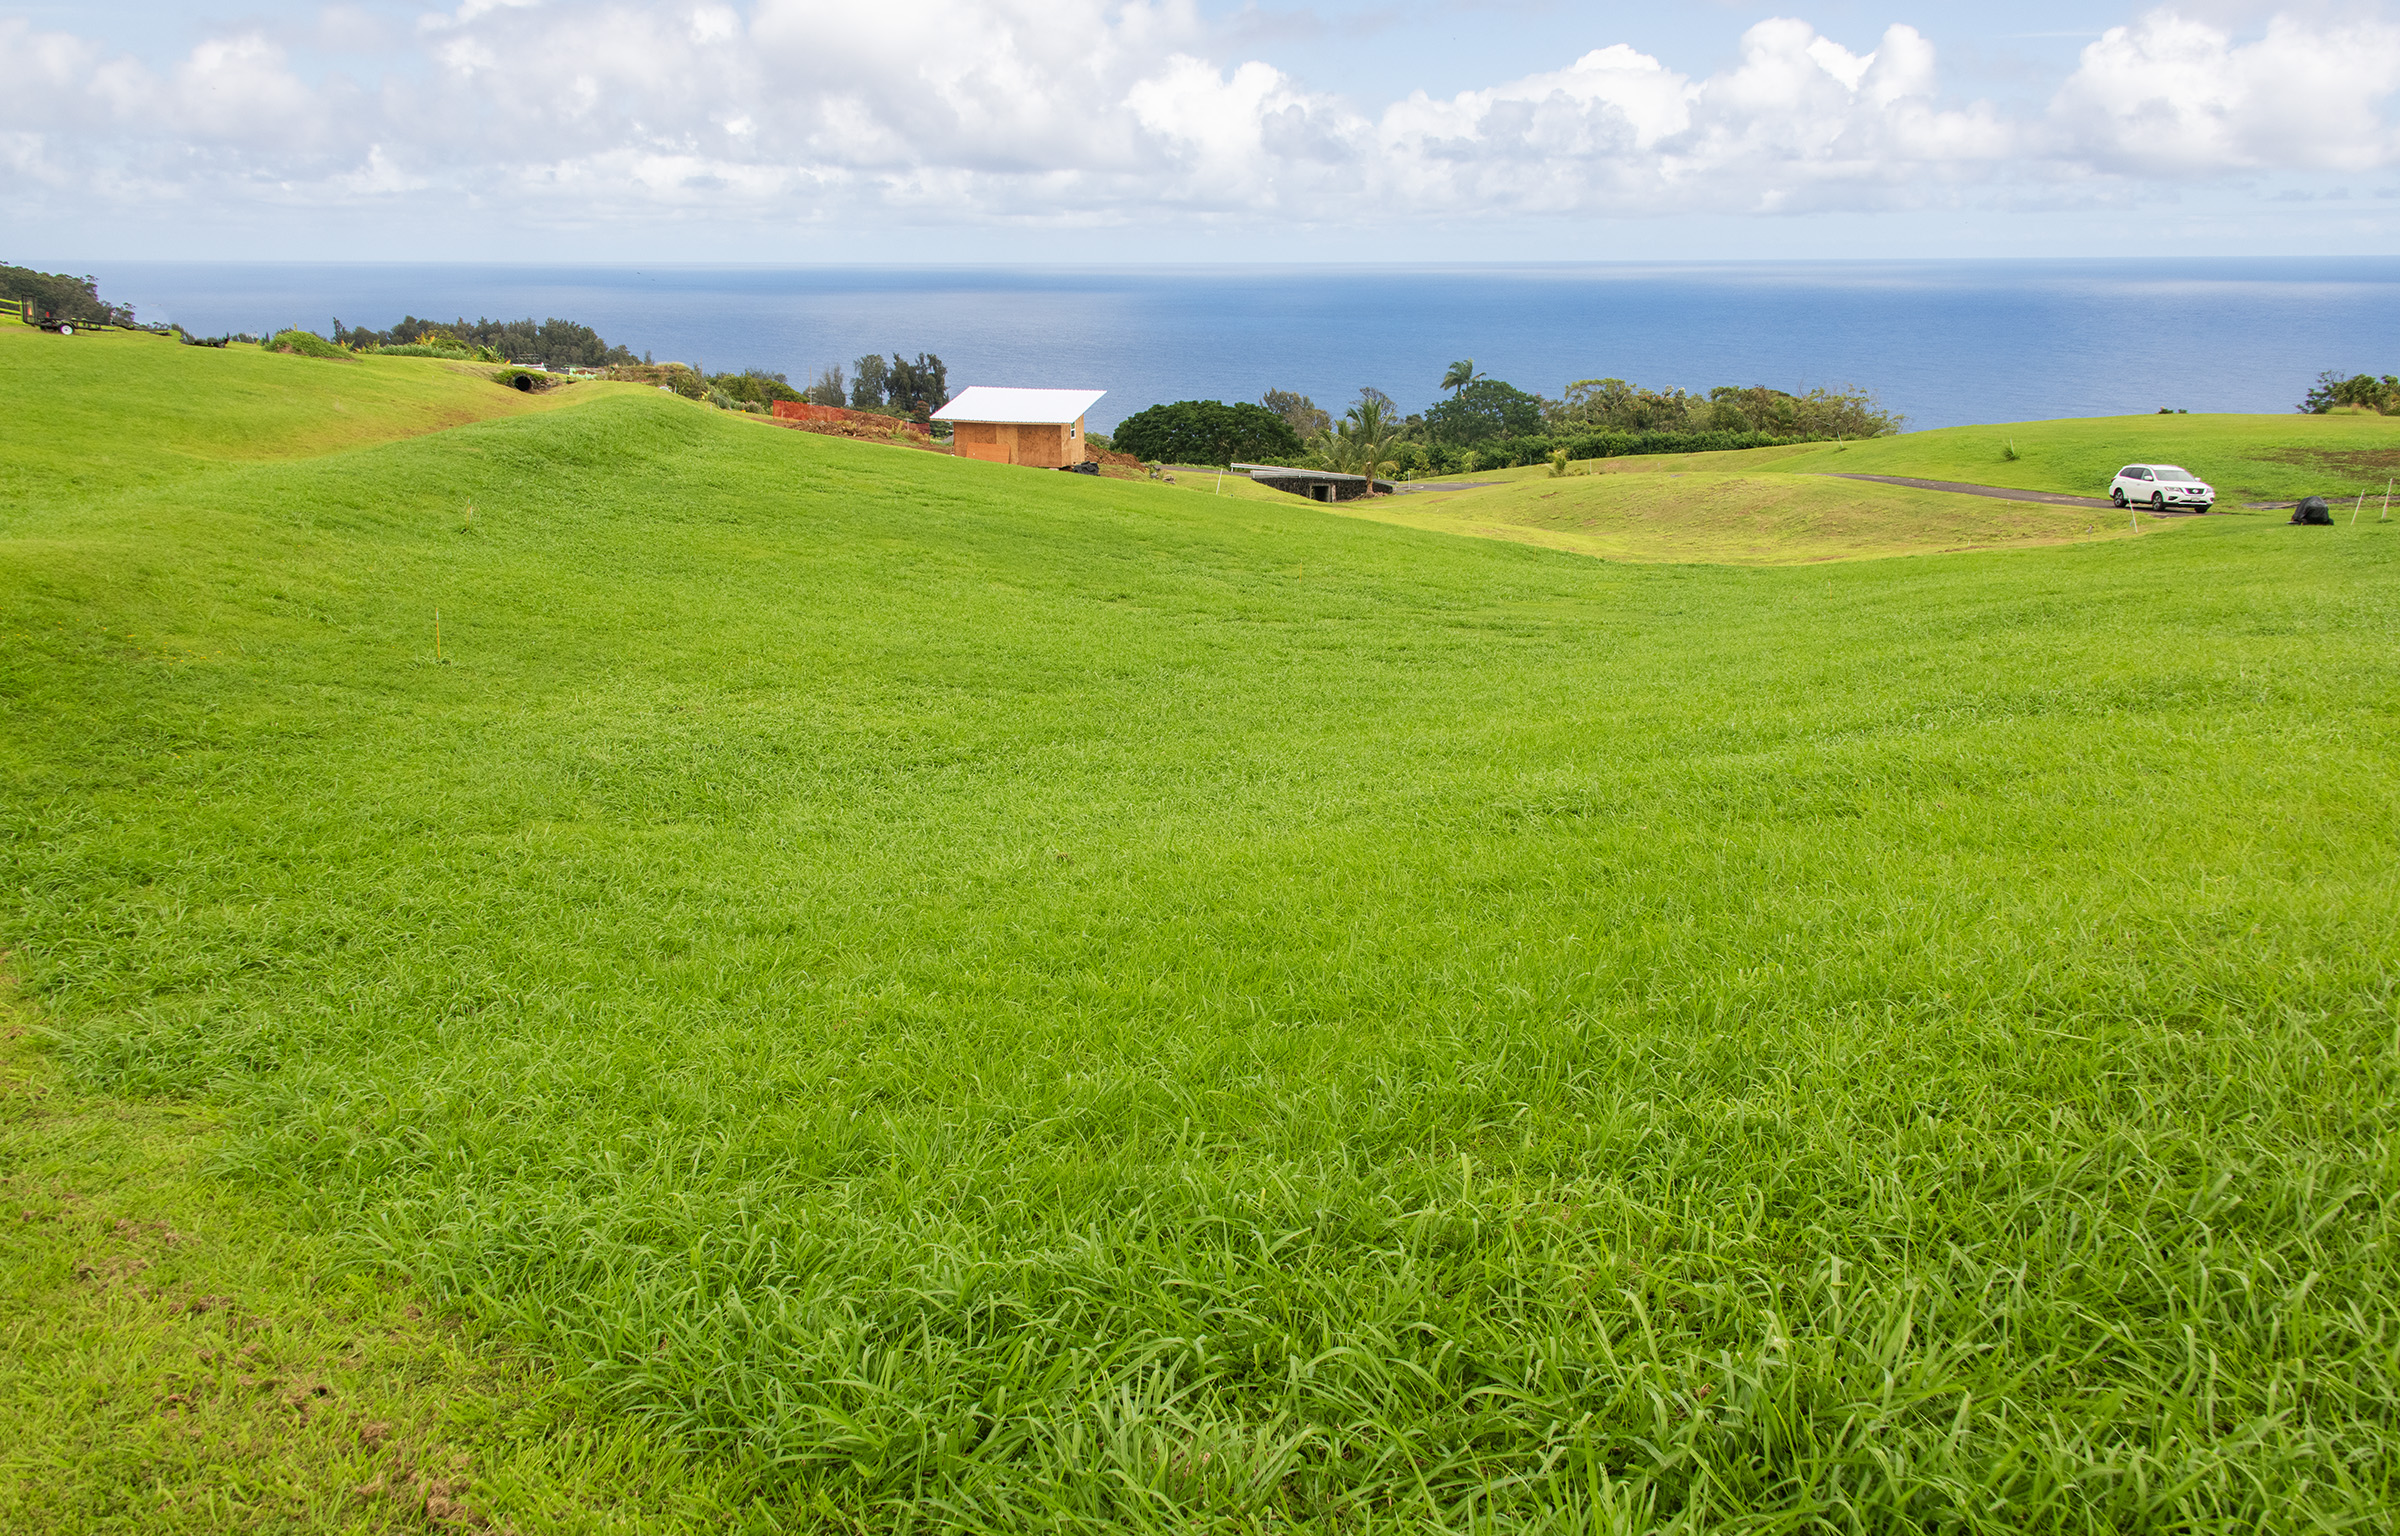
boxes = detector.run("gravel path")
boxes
[1824,473,2124,508]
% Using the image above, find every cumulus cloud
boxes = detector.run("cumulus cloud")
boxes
[2,4,2396,234]
[1367,21,2014,216]
[2052,9,2400,173]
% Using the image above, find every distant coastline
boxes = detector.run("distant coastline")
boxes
[72,257,2400,434]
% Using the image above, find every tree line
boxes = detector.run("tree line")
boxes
[330,316,640,369]
[1109,362,1903,483]
[2,265,139,327]
[777,354,952,421]
[2301,370,2399,414]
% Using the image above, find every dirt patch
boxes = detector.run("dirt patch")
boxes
[762,414,952,454]
[2268,446,2400,477]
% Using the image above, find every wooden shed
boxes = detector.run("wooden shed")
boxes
[933,387,1106,469]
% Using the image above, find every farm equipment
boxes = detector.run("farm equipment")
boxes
[20,297,75,334]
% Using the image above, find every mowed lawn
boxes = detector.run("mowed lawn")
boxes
[1350,473,2147,565]
[3,326,2399,1531]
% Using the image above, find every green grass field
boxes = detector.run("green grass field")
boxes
[1357,473,2153,565]
[1425,410,2400,505]
[4,320,2399,1531]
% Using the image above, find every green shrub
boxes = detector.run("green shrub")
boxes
[373,342,473,359]
[265,329,352,361]
[707,370,804,408]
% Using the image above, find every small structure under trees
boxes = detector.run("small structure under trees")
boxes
[933,387,1106,469]
[1236,464,1395,502]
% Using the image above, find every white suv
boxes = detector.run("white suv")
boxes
[2110,464,2214,511]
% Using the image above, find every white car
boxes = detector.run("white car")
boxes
[2110,463,2214,511]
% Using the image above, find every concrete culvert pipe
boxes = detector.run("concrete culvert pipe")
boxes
[511,374,534,392]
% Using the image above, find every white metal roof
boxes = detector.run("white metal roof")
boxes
[932,386,1106,425]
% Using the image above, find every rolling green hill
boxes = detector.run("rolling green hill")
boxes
[0,315,594,513]
[1429,409,2400,504]
[4,326,2398,1532]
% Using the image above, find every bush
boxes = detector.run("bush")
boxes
[373,342,474,359]
[1440,428,1824,472]
[265,329,352,360]
[709,370,804,408]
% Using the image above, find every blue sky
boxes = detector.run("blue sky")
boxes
[4,1,2397,262]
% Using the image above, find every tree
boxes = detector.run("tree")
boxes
[885,353,949,421]
[1440,359,1479,395]
[1340,393,1404,490]
[1423,377,1544,445]
[1111,400,1304,466]
[806,365,846,407]
[1262,388,1329,439]
[851,354,890,410]
[1306,424,1356,475]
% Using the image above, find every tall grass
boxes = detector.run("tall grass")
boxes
[2,360,2397,1529]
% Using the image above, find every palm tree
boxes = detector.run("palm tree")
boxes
[1440,359,1479,396]
[1306,425,1344,473]
[1343,395,1404,493]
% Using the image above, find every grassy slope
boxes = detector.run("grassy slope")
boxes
[0,315,597,512]
[1423,411,2400,504]
[1358,472,2153,566]
[4,336,2399,1531]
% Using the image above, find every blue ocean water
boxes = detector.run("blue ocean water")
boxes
[87,259,2400,435]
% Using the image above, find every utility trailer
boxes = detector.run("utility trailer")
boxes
[19,298,76,334]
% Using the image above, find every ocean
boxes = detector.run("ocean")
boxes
[84,259,2400,435]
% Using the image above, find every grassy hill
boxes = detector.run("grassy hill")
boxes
[0,318,591,514]
[1427,410,2400,504]
[1376,410,2400,566]
[4,322,2398,1531]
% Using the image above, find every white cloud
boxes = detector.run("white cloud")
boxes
[168,35,321,146]
[2053,8,2400,173]
[1372,21,2012,216]
[4,4,2397,238]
